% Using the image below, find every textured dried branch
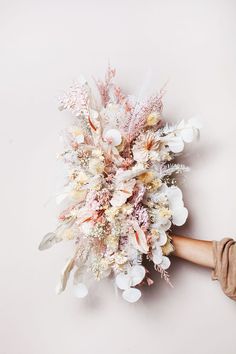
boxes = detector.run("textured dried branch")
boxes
[155,264,174,288]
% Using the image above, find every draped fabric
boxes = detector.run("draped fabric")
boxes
[211,237,236,301]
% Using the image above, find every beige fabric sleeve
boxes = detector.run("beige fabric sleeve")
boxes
[211,237,236,301]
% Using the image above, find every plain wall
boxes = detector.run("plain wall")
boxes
[0,0,236,353]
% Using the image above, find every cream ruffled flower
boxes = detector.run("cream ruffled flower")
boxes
[88,158,105,175]
[132,131,162,162]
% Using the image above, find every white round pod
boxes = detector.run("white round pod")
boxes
[103,128,122,146]
[122,288,142,303]
[74,283,88,298]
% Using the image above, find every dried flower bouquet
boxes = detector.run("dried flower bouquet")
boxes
[39,67,200,303]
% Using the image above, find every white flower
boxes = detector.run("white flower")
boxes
[154,184,188,226]
[165,185,188,226]
[115,265,145,303]
[163,118,201,153]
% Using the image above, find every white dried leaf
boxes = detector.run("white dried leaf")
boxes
[56,192,68,205]
[38,232,61,251]
[115,169,147,183]
[39,217,76,250]
[56,257,75,294]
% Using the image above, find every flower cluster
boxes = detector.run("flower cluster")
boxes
[39,67,200,303]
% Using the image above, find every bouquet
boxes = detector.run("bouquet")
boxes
[39,66,200,303]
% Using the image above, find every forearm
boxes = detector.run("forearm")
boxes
[171,234,215,269]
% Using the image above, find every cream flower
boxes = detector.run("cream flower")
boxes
[138,171,155,184]
[69,189,87,202]
[148,178,162,192]
[76,171,89,184]
[121,203,134,215]
[62,228,74,240]
[105,206,120,221]
[146,112,161,126]
[132,131,161,162]
[91,148,104,159]
[88,158,105,175]
[69,126,85,144]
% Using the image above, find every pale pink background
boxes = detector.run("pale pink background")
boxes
[0,0,236,353]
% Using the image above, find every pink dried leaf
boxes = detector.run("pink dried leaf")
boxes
[121,93,164,142]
